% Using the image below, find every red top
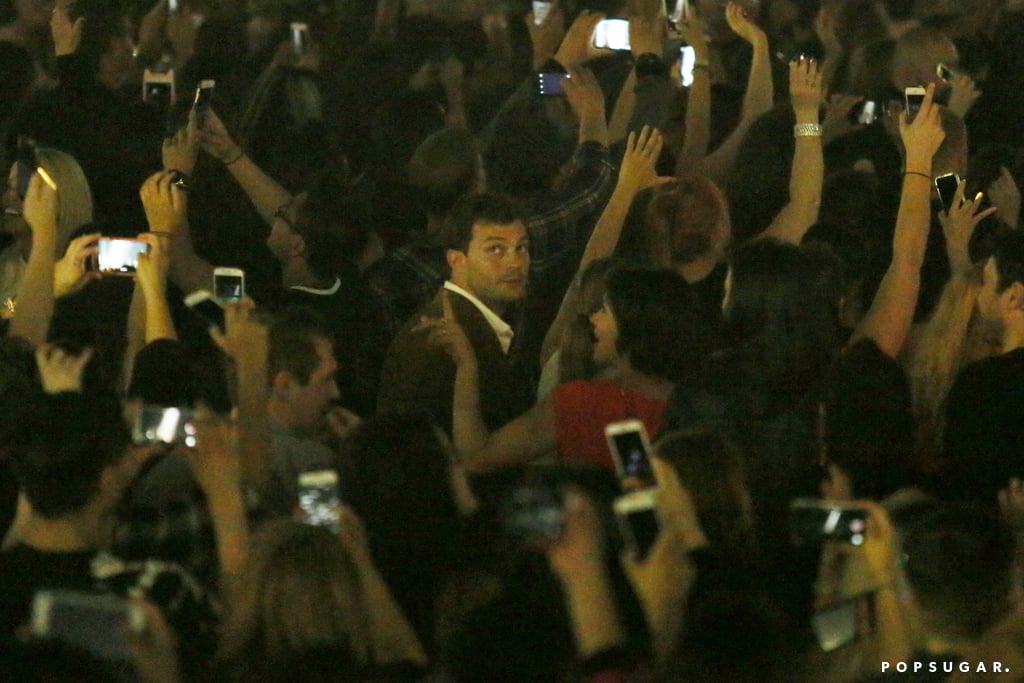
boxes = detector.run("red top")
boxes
[553,379,668,470]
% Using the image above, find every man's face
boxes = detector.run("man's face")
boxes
[285,336,340,431]
[449,221,530,312]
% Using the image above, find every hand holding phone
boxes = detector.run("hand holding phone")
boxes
[593,18,631,51]
[184,289,225,330]
[605,420,656,490]
[614,488,661,560]
[213,267,245,302]
[132,404,198,447]
[536,71,569,96]
[297,470,342,532]
[32,590,145,661]
[934,172,961,212]
[903,86,926,122]
[143,69,175,108]
[191,79,215,126]
[790,498,868,547]
[95,238,150,276]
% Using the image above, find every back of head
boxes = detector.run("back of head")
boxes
[13,390,129,519]
[645,175,730,267]
[726,107,796,243]
[900,503,1014,639]
[439,192,522,253]
[293,172,366,279]
[221,520,368,667]
[892,25,958,90]
[606,267,710,385]
[993,229,1024,292]
[268,306,331,384]
[409,128,482,218]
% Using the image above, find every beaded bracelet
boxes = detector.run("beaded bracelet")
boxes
[794,123,822,137]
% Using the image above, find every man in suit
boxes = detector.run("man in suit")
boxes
[378,193,535,436]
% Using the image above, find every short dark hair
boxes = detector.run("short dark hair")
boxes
[408,128,480,218]
[268,307,332,385]
[645,175,728,264]
[13,391,129,519]
[439,192,523,253]
[484,97,576,195]
[900,503,1014,638]
[292,172,367,280]
[993,230,1024,293]
[606,268,710,384]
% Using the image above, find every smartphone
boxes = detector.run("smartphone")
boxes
[614,488,661,560]
[936,62,954,82]
[500,482,565,549]
[184,289,225,331]
[213,267,245,302]
[849,99,878,125]
[168,0,180,13]
[192,79,215,125]
[934,172,961,212]
[95,238,149,275]
[536,72,568,96]
[904,86,926,121]
[290,22,309,55]
[680,45,696,87]
[131,404,198,447]
[31,590,145,661]
[15,140,57,197]
[593,19,631,51]
[679,0,690,20]
[789,498,868,547]
[143,69,175,108]
[297,469,342,532]
[605,419,656,488]
[532,1,552,25]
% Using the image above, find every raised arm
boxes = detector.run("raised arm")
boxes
[694,3,774,184]
[676,9,712,167]
[850,83,946,357]
[541,127,668,364]
[760,57,824,244]
[199,109,292,226]
[10,174,58,346]
[608,13,667,145]
[140,169,213,295]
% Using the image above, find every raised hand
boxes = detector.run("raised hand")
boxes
[139,170,188,236]
[415,292,475,367]
[22,172,59,239]
[198,109,242,165]
[790,56,823,120]
[629,14,663,58]
[939,179,998,274]
[35,343,94,393]
[162,110,200,176]
[618,126,671,194]
[987,167,1021,229]
[209,297,264,360]
[50,2,84,57]
[725,1,764,45]
[563,66,605,121]
[546,488,605,578]
[135,232,170,296]
[53,232,101,297]
[946,71,981,120]
[554,9,605,70]
[527,1,565,67]
[859,501,900,587]
[899,82,945,172]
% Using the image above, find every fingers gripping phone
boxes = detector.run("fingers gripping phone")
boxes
[605,419,656,489]
[934,172,961,212]
[213,267,245,302]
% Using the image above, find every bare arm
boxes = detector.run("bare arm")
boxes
[10,175,58,346]
[850,84,946,357]
[140,170,214,295]
[695,3,774,185]
[541,127,668,364]
[676,11,712,167]
[761,58,824,244]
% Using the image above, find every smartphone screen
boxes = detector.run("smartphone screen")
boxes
[904,87,925,121]
[213,270,245,301]
[132,405,197,447]
[500,483,564,548]
[291,22,309,55]
[934,172,961,212]
[536,72,568,96]
[614,489,660,560]
[680,45,696,87]
[32,590,144,661]
[605,420,655,486]
[855,100,878,125]
[532,1,552,25]
[96,238,149,275]
[593,19,631,51]
[192,79,215,124]
[297,470,342,532]
[936,63,954,82]
[790,499,867,547]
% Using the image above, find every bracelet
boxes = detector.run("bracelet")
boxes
[903,171,931,180]
[794,123,822,137]
[223,148,245,166]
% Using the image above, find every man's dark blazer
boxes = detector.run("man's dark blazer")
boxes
[376,289,535,436]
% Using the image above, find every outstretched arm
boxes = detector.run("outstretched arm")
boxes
[11,174,59,346]
[850,83,946,357]
[140,169,214,295]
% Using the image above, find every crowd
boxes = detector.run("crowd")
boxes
[2,0,1024,680]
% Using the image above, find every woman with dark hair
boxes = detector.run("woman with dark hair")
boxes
[428,266,711,473]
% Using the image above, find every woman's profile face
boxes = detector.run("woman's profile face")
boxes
[589,298,619,368]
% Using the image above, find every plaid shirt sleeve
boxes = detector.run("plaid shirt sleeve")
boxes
[522,140,615,279]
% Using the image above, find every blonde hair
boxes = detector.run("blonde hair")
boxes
[219,520,370,669]
[34,147,93,255]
